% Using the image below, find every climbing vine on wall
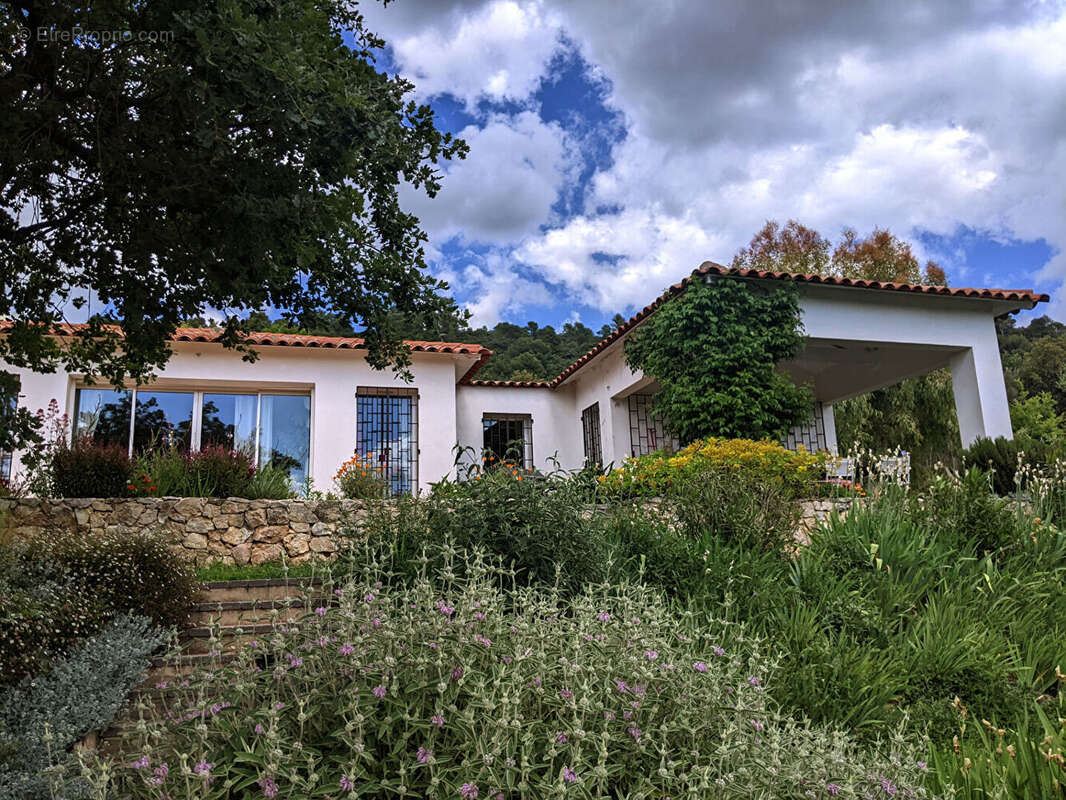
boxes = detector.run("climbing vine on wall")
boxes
[624,276,813,445]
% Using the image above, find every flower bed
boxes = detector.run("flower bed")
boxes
[98,549,930,798]
[596,436,829,498]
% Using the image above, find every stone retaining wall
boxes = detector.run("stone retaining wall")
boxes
[0,495,858,566]
[0,497,370,566]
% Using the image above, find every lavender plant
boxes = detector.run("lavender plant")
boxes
[99,544,933,799]
[0,613,165,800]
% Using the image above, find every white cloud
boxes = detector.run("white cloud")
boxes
[456,251,554,326]
[370,1,563,109]
[403,111,574,245]
[368,1,1066,322]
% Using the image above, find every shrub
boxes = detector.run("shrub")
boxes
[0,570,109,686]
[961,436,1053,496]
[16,399,69,498]
[598,436,826,499]
[425,463,612,594]
[50,437,134,498]
[0,613,165,800]
[100,548,932,799]
[334,451,387,499]
[136,443,256,498]
[0,529,197,686]
[665,467,802,551]
[914,468,1020,555]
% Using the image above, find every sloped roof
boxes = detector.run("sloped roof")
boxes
[466,260,1050,389]
[170,326,490,355]
[0,321,490,357]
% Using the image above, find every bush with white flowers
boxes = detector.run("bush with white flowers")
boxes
[98,545,932,799]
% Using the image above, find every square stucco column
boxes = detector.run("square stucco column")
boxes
[949,341,1013,448]
[821,403,839,454]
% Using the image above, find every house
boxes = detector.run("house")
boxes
[0,262,1049,494]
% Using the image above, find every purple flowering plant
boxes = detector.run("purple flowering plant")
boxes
[97,543,931,798]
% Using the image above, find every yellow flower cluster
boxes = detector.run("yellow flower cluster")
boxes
[597,437,828,497]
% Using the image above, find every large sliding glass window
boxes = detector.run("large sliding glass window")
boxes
[356,387,418,496]
[72,387,311,482]
[259,394,311,485]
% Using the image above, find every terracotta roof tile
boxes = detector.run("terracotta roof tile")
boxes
[0,322,489,357]
[170,326,490,355]
[465,379,552,388]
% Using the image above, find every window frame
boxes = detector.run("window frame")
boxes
[581,402,602,467]
[71,385,311,477]
[355,386,420,496]
[482,413,534,470]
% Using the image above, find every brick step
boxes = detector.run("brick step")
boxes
[199,576,327,603]
[188,597,322,627]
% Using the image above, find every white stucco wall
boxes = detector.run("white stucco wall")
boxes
[796,285,1014,445]
[1,282,1027,490]
[455,384,581,472]
[3,342,466,494]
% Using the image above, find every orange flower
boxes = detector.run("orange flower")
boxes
[516,475,522,481]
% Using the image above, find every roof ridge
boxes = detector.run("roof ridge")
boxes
[540,261,1049,389]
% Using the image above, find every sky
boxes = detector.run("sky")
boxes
[355,0,1066,331]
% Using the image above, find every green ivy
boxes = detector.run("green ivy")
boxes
[624,276,813,444]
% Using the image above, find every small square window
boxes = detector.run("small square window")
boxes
[482,414,533,469]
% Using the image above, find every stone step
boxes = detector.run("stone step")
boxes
[147,652,237,682]
[180,623,277,654]
[198,576,328,603]
[188,597,321,627]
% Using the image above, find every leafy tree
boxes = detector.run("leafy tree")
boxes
[832,227,947,284]
[624,277,812,444]
[1009,392,1066,448]
[0,0,467,451]
[735,221,959,459]
[732,219,832,275]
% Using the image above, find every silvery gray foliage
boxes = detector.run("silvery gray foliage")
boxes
[0,613,165,800]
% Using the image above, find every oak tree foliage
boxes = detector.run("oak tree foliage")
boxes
[0,0,467,450]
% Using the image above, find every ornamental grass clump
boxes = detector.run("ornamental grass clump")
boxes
[99,543,932,799]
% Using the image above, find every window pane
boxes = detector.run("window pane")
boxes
[74,388,133,447]
[201,393,258,455]
[133,390,194,452]
[1,391,16,482]
[259,394,310,484]
[482,417,530,467]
